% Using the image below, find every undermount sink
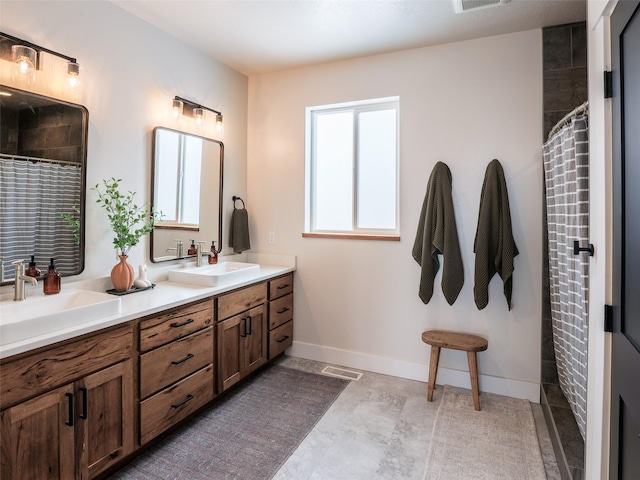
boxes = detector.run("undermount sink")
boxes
[0,290,121,346]
[168,262,260,287]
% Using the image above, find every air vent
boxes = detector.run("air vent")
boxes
[453,0,510,13]
[321,366,363,381]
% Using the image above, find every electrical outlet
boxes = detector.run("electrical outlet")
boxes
[268,232,276,244]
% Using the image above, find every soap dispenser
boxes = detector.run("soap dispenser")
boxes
[43,258,61,295]
[208,241,219,265]
[25,255,41,279]
[188,239,197,256]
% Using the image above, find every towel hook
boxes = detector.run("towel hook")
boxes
[232,196,245,209]
[573,240,594,257]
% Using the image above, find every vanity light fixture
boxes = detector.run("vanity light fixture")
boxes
[1,31,81,90]
[173,95,223,132]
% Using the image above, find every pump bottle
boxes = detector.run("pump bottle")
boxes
[43,258,61,295]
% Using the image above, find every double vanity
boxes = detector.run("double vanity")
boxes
[0,260,295,480]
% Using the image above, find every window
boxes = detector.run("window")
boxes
[304,97,399,239]
[155,129,202,228]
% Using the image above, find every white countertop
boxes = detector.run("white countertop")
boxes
[1,258,295,360]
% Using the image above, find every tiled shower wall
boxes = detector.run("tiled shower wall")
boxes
[0,104,84,163]
[541,22,588,480]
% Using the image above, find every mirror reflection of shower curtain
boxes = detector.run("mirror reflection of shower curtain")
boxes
[542,109,589,440]
[0,157,81,281]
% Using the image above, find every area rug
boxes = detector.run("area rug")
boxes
[109,365,349,480]
[423,385,546,480]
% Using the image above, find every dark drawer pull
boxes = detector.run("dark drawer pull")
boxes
[247,315,252,335]
[170,318,195,328]
[276,335,290,343]
[277,284,290,290]
[171,394,194,409]
[277,307,290,314]
[65,393,74,426]
[79,387,88,419]
[171,353,195,365]
[241,317,247,337]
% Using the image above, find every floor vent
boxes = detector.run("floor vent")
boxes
[321,366,363,381]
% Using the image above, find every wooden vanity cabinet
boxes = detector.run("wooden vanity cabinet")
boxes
[268,273,294,359]
[1,271,294,479]
[217,283,268,392]
[0,325,134,480]
[137,299,215,445]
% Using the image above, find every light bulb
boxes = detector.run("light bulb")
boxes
[194,107,205,125]
[215,113,223,134]
[11,45,37,85]
[172,99,183,118]
[66,62,80,89]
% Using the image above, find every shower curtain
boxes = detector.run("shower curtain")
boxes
[542,103,589,440]
[0,157,82,280]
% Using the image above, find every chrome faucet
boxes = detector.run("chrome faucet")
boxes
[12,259,38,301]
[166,239,184,258]
[195,241,215,267]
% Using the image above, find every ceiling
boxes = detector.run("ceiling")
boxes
[113,0,586,76]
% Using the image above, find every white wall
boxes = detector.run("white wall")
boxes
[0,1,248,281]
[248,30,543,401]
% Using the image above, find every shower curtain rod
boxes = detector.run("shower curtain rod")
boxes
[0,153,80,166]
[547,101,589,141]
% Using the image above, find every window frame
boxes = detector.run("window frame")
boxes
[304,97,400,240]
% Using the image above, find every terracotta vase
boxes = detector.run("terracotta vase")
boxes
[111,255,135,292]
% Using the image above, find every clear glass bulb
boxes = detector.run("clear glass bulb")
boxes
[194,108,205,125]
[172,99,183,118]
[11,45,37,86]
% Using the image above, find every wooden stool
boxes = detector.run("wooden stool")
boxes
[421,330,488,411]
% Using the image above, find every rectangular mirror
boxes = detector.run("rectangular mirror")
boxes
[0,85,87,284]
[150,126,223,262]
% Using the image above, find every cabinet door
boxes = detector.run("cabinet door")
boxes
[1,384,75,480]
[243,304,266,376]
[76,360,134,479]
[217,314,243,392]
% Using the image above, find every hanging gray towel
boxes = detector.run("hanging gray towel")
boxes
[229,207,251,254]
[473,159,519,310]
[412,161,464,305]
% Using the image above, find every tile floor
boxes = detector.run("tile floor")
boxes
[275,356,561,480]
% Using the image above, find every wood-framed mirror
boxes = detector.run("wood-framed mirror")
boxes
[150,126,223,263]
[0,84,87,284]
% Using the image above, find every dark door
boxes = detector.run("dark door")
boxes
[611,2,640,478]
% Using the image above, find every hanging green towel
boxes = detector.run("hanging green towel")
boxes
[229,207,251,254]
[412,162,464,305]
[473,159,519,310]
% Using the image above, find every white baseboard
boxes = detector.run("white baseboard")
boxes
[288,341,541,403]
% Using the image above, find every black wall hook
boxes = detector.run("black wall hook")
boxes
[573,240,594,256]
[232,196,245,209]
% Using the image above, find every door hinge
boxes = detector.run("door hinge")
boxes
[604,71,613,98]
[604,304,613,332]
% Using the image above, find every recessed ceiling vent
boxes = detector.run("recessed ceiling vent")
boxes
[453,0,511,13]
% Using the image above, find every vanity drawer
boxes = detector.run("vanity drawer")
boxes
[217,283,267,321]
[269,274,293,300]
[1,325,132,409]
[140,327,214,399]
[269,320,293,359]
[140,364,214,445]
[139,300,213,352]
[269,293,293,329]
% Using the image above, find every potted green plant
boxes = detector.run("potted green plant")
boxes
[93,177,161,292]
